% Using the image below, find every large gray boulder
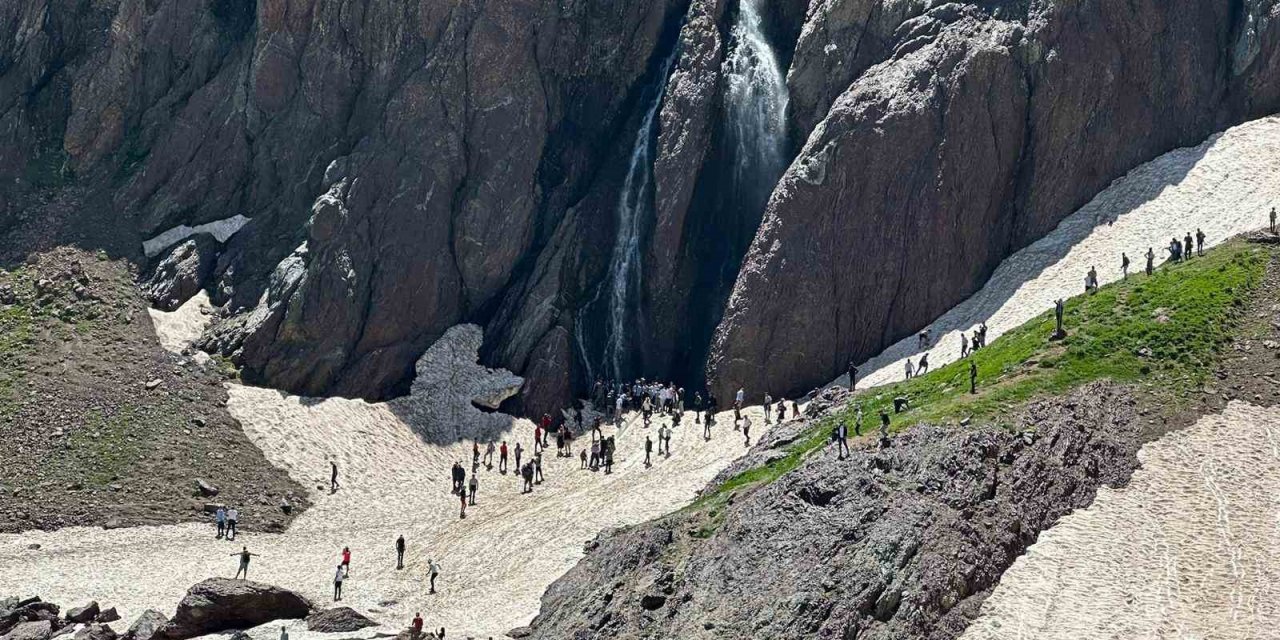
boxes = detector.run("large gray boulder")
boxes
[1,621,52,640]
[142,235,219,312]
[304,607,376,633]
[64,603,99,625]
[121,611,166,640]
[156,579,312,640]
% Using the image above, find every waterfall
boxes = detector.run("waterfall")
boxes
[577,46,680,383]
[724,0,789,197]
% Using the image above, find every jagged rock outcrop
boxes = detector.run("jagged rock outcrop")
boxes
[708,0,1280,402]
[156,579,312,640]
[304,608,377,633]
[520,382,1142,639]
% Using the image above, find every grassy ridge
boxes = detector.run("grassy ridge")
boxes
[695,240,1267,509]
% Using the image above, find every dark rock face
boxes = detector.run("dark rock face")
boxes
[707,0,1280,402]
[63,604,99,625]
[72,624,116,640]
[304,607,376,633]
[121,611,165,640]
[4,0,1280,416]
[1,621,52,640]
[522,382,1142,639]
[142,236,219,312]
[156,579,312,640]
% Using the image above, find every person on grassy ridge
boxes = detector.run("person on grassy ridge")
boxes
[969,360,978,394]
[854,404,864,436]
[1122,252,1130,279]
[1184,233,1193,259]
[1146,247,1155,275]
[231,546,258,579]
[878,409,890,447]
[1196,228,1206,256]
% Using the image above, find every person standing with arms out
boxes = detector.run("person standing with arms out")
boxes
[333,563,345,601]
[396,535,406,570]
[231,546,258,579]
[467,473,478,506]
[1145,247,1155,276]
[1196,228,1206,256]
[215,506,227,539]
[428,559,440,594]
[340,546,351,577]
[1121,252,1130,279]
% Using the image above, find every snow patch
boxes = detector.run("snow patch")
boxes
[143,215,251,258]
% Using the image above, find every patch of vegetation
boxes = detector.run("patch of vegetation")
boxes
[67,407,154,488]
[693,240,1267,513]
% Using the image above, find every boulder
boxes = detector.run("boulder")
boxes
[72,625,116,640]
[65,604,99,624]
[93,611,119,625]
[193,480,218,498]
[157,579,313,640]
[122,611,166,640]
[2,621,53,640]
[142,235,220,312]
[304,608,376,633]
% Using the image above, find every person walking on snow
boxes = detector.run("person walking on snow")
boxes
[645,436,653,467]
[916,353,930,375]
[396,535,406,570]
[1145,247,1155,276]
[904,358,914,380]
[742,415,752,447]
[458,490,466,519]
[428,559,440,594]
[1196,228,1206,256]
[330,460,340,493]
[333,564,345,601]
[226,507,239,540]
[232,546,258,580]
[763,393,773,423]
[472,442,480,467]
[499,441,509,473]
[340,546,351,577]
[467,474,478,506]
[484,441,495,468]
[734,388,745,424]
[848,361,858,390]
[534,451,544,484]
[540,414,552,447]
[521,462,534,493]
[1121,252,1130,279]
[215,506,227,539]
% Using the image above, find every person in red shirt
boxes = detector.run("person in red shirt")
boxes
[341,546,351,577]
[534,426,543,454]
[499,441,509,473]
[411,613,423,639]
[540,414,552,447]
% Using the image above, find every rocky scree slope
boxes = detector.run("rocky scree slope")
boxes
[519,382,1142,640]
[3,0,1280,416]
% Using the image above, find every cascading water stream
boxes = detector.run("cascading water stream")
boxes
[725,0,790,197]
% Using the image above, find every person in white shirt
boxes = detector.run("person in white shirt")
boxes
[428,559,441,594]
[763,394,773,423]
[226,507,239,540]
[333,564,345,601]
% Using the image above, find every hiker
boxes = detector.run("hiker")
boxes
[280,626,288,640]
[1054,298,1065,337]
[969,360,978,394]
[1272,206,1278,234]
[555,427,565,457]
[341,546,351,577]
[396,535,406,570]
[540,414,552,447]
[763,393,773,423]
[1086,266,1098,292]
[961,332,969,358]
[1169,237,1182,262]
[893,396,909,413]
[215,506,227,539]
[904,358,914,380]
[333,564,345,601]
[472,442,480,467]
[1196,228,1206,255]
[499,441,509,473]
[878,409,890,446]
[854,404,864,436]
[645,436,653,467]
[778,400,787,422]
[693,392,704,424]
[330,460,340,493]
[848,361,858,390]
[664,423,673,457]
[467,473,478,506]
[226,507,239,540]
[534,451,544,484]
[792,398,799,418]
[1184,233,1193,259]
[604,437,615,474]
[231,546,258,580]
[590,438,601,470]
[1145,247,1155,275]
[614,394,624,423]
[1121,252,1129,279]
[916,353,930,375]
[580,449,588,469]
[836,420,850,459]
[450,462,463,494]
[574,405,583,431]
[514,442,524,470]
[484,441,495,467]
[521,462,534,493]
[918,328,930,349]
[734,388,745,423]
[411,614,423,639]
[428,559,440,594]
[641,396,653,426]
[533,426,543,454]
[743,415,752,447]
